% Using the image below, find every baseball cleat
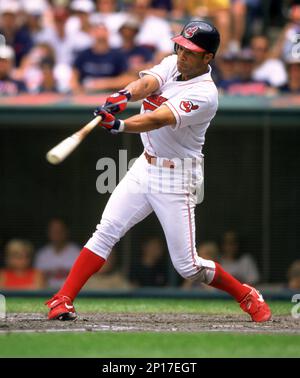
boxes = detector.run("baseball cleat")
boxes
[45,295,77,321]
[239,284,272,322]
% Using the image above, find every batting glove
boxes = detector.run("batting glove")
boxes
[104,89,132,114]
[94,107,125,134]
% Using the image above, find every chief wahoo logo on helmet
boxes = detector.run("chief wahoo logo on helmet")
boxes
[184,25,199,38]
[172,21,220,56]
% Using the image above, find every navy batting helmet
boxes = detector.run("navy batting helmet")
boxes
[172,21,220,56]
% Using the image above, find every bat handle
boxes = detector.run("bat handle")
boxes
[75,115,102,139]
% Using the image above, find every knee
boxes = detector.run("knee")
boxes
[175,266,192,280]
[85,218,123,258]
[173,258,215,284]
[95,217,126,242]
[184,268,210,283]
[173,262,198,281]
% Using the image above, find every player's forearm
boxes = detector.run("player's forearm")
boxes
[95,102,175,134]
[123,110,173,133]
[125,76,159,102]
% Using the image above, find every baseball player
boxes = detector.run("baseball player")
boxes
[46,21,271,322]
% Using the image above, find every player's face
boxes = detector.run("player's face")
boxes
[176,45,212,79]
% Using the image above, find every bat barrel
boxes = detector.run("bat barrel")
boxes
[46,115,102,165]
[46,135,81,165]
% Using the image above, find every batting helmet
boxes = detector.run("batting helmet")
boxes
[172,21,220,56]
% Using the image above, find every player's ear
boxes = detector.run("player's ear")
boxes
[174,43,179,54]
[203,52,214,64]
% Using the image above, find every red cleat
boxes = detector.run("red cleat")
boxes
[239,284,272,322]
[45,295,77,321]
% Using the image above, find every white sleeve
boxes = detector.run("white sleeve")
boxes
[164,91,217,130]
[139,55,176,87]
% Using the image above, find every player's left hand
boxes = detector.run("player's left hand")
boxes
[94,107,125,134]
[104,89,131,114]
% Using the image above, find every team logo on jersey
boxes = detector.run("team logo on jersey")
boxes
[179,100,199,113]
[143,94,168,111]
[183,25,198,39]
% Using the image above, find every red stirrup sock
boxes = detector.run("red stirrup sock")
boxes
[57,247,105,301]
[209,262,251,302]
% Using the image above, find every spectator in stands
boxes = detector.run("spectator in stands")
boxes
[71,20,132,92]
[0,0,33,66]
[22,0,49,44]
[287,260,300,290]
[82,248,132,290]
[119,16,153,73]
[242,0,267,45]
[279,55,300,93]
[270,4,300,60]
[15,43,56,93]
[170,0,186,20]
[230,0,247,52]
[35,218,80,289]
[65,0,94,56]
[93,0,128,48]
[32,6,74,92]
[225,48,275,95]
[151,0,173,12]
[38,56,58,92]
[0,45,27,95]
[251,35,287,88]
[0,239,45,290]
[35,6,73,65]
[215,51,240,92]
[150,0,173,19]
[182,242,220,290]
[131,237,168,287]
[36,5,91,64]
[219,230,260,285]
[130,0,173,62]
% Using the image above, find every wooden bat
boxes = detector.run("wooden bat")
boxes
[46,115,102,165]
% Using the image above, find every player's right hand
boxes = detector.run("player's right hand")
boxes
[104,90,132,114]
[94,107,125,134]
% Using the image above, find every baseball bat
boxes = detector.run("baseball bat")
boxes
[46,115,102,165]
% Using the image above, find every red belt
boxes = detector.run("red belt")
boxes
[144,151,175,169]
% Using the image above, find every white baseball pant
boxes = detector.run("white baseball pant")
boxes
[85,153,216,283]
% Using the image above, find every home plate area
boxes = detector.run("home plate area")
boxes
[0,313,299,334]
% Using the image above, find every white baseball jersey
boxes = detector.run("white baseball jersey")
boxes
[139,54,218,160]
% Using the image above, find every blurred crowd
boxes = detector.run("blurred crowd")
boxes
[0,218,299,291]
[0,0,300,96]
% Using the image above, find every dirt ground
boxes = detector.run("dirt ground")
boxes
[0,313,300,334]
